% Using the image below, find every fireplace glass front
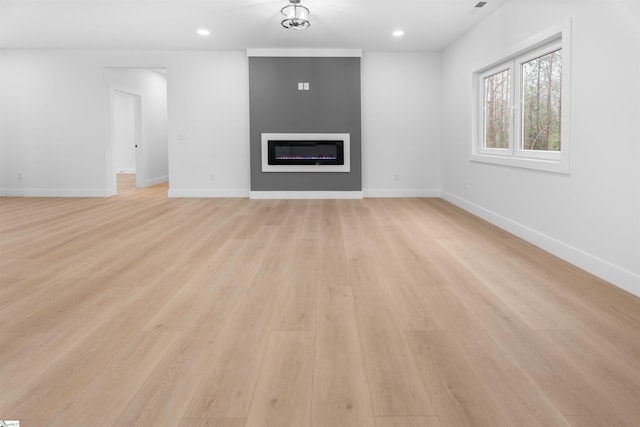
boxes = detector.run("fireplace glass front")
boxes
[268,140,344,166]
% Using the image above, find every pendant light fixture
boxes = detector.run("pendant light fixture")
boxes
[281,0,310,30]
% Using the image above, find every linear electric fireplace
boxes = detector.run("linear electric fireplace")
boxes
[261,133,350,172]
[268,140,344,166]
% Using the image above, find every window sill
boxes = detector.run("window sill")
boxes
[470,153,571,175]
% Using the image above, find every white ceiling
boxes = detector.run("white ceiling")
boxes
[0,0,509,51]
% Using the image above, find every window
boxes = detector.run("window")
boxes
[472,22,571,174]
[479,65,513,153]
[521,50,563,153]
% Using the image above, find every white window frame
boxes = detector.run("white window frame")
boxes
[478,63,515,157]
[514,40,563,161]
[471,20,572,174]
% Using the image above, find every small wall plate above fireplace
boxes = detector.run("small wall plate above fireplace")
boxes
[261,133,350,172]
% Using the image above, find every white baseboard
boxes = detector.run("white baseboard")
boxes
[168,188,250,198]
[0,188,112,197]
[249,191,363,200]
[363,189,441,198]
[441,191,640,298]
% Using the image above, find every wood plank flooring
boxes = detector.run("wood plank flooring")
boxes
[1,175,639,426]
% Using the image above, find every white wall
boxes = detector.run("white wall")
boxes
[0,50,111,196]
[107,68,168,188]
[167,51,250,197]
[440,0,640,295]
[0,50,250,197]
[362,52,441,197]
[113,90,138,174]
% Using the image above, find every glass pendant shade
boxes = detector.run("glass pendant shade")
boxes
[281,0,310,30]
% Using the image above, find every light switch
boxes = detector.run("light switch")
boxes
[303,82,309,90]
[298,82,304,90]
[178,132,187,141]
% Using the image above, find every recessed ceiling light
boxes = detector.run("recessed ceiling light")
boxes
[197,28,210,36]
[392,30,404,37]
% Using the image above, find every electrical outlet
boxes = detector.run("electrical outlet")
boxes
[394,174,400,181]
[17,172,24,180]
[463,180,468,190]
[210,174,216,181]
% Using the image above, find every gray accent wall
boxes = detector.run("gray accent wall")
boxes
[249,57,361,191]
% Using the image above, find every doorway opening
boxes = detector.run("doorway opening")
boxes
[107,67,168,195]
[113,90,141,193]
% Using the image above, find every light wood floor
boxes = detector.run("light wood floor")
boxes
[1,175,639,427]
